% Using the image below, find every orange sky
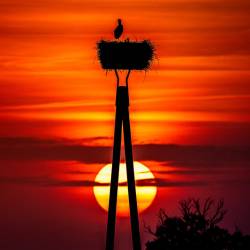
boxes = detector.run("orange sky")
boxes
[1,1,250,249]
[0,0,250,145]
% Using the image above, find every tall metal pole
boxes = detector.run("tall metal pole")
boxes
[105,86,141,250]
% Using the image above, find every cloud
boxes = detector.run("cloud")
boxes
[0,175,105,187]
[0,175,207,188]
[134,144,250,168]
[136,178,208,187]
[64,170,95,175]
[0,137,250,168]
[0,137,111,163]
[152,169,224,175]
[1,137,249,188]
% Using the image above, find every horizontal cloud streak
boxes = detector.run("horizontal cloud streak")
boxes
[0,175,207,188]
[2,175,249,188]
[0,137,249,168]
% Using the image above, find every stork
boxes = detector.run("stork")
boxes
[114,19,123,40]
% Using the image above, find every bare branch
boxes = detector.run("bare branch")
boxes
[179,199,192,218]
[209,199,227,226]
[158,208,167,225]
[203,197,214,217]
[143,220,155,236]
[193,198,202,216]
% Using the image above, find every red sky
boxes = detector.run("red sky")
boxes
[0,0,250,249]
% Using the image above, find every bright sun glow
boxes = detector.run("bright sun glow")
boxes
[93,161,157,217]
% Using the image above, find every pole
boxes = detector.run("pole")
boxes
[105,88,122,250]
[105,86,141,250]
[123,101,142,250]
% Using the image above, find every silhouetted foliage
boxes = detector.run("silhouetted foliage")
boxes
[97,40,154,70]
[145,198,250,250]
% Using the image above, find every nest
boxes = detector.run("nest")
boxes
[97,40,154,70]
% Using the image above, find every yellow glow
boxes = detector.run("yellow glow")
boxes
[93,161,157,217]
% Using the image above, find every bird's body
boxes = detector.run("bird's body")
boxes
[114,19,123,39]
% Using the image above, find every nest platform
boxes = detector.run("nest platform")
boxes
[97,40,154,70]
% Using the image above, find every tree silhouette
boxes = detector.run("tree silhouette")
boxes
[145,198,250,250]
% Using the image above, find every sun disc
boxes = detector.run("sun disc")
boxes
[93,161,157,217]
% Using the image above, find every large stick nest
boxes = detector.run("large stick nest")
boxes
[97,40,155,70]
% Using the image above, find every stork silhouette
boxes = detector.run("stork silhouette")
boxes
[114,19,123,39]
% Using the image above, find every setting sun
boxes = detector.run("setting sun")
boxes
[93,161,157,217]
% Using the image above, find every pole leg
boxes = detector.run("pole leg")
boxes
[115,69,120,87]
[105,108,123,250]
[126,69,131,87]
[123,109,142,250]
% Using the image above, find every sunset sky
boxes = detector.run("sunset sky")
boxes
[0,0,250,249]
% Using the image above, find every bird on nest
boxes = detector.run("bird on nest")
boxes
[114,18,123,40]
